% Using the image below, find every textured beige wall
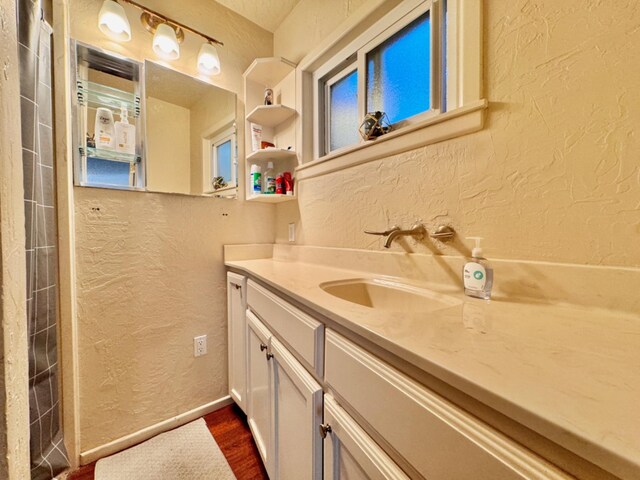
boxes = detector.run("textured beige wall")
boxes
[74,187,274,450]
[67,0,274,454]
[0,0,31,476]
[274,0,640,268]
[146,97,191,194]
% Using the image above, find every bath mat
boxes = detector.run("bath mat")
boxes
[94,418,236,480]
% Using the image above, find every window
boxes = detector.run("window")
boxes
[326,66,359,152]
[300,0,483,179]
[210,127,237,190]
[317,1,440,157]
[366,11,431,125]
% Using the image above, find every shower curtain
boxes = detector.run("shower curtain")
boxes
[17,0,70,478]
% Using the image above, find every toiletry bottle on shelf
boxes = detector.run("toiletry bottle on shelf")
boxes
[95,107,116,150]
[463,237,493,299]
[115,104,136,155]
[275,172,284,194]
[251,123,262,152]
[283,172,293,195]
[264,162,275,194]
[250,164,262,195]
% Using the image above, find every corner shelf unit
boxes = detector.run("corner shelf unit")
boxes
[243,57,298,203]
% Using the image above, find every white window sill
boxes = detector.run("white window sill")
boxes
[296,99,488,181]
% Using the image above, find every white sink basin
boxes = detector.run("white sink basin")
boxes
[320,278,461,313]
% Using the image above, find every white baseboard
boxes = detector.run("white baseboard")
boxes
[79,395,234,465]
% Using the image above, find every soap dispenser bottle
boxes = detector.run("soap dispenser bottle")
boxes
[463,237,493,299]
[115,104,136,155]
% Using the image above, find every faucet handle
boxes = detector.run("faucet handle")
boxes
[364,226,401,236]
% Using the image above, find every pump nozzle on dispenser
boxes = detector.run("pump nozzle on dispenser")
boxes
[466,237,484,258]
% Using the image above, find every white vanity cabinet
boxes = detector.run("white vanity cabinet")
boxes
[323,394,410,480]
[230,274,577,480]
[324,330,572,480]
[227,272,247,412]
[271,336,323,480]
[247,310,274,477]
[245,279,325,480]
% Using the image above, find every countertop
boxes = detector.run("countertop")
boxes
[226,257,640,480]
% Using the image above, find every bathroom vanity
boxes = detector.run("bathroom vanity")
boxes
[225,245,639,480]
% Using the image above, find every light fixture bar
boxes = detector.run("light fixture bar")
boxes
[118,0,224,46]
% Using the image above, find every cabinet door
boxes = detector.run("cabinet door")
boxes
[271,337,323,480]
[323,395,410,480]
[247,310,273,477]
[227,272,247,412]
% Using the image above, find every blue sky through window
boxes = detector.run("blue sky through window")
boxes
[367,12,430,124]
[329,69,359,151]
[216,140,232,182]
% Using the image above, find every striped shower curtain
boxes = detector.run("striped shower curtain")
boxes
[17,0,70,478]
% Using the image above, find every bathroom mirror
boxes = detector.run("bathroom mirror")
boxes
[144,61,238,197]
[71,43,238,197]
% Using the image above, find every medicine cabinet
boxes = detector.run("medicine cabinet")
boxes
[71,41,145,190]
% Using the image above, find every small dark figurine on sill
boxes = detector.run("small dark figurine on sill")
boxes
[359,111,391,141]
[212,176,228,190]
[86,133,96,148]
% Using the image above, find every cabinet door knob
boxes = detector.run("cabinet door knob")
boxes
[260,343,267,352]
[266,352,274,360]
[234,284,242,290]
[319,423,332,438]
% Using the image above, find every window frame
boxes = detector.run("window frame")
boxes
[358,2,439,130]
[314,0,440,159]
[210,127,237,189]
[299,0,485,181]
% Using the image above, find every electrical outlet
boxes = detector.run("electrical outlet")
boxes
[194,335,207,357]
[288,223,296,242]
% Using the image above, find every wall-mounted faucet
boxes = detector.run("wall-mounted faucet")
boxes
[365,223,455,248]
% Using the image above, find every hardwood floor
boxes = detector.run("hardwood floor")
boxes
[68,404,268,480]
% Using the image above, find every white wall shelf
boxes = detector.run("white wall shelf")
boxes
[246,105,296,127]
[247,148,297,162]
[247,194,296,203]
[244,57,296,87]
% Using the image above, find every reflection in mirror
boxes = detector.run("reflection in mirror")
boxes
[144,61,237,197]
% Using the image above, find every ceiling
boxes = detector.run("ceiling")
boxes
[214,0,302,33]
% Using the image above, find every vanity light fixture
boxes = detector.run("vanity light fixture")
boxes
[197,42,221,75]
[96,0,224,74]
[98,0,131,41]
[152,22,180,59]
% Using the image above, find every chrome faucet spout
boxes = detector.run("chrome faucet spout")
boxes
[365,223,455,248]
[382,224,426,248]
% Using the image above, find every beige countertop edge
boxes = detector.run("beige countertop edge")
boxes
[225,258,639,480]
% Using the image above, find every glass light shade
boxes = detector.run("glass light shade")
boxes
[153,23,180,60]
[98,0,131,41]
[197,43,221,75]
